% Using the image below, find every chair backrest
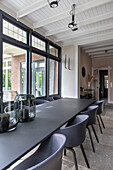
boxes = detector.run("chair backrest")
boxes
[44,97,54,101]
[57,115,89,148]
[94,100,104,114]
[35,99,49,105]
[53,95,63,100]
[81,105,98,125]
[14,133,66,170]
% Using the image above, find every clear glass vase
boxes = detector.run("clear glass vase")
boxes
[18,94,36,122]
[0,91,19,133]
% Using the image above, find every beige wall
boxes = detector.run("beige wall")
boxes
[92,56,113,102]
[79,48,92,90]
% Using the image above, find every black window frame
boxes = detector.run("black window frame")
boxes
[0,9,61,103]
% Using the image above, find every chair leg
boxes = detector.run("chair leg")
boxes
[64,148,66,156]
[65,147,78,170]
[91,124,99,143]
[80,144,90,169]
[99,114,105,129]
[96,115,103,134]
[87,126,95,152]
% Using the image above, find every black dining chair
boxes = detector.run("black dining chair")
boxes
[93,100,105,134]
[13,133,66,170]
[57,115,90,170]
[35,99,49,105]
[53,95,63,100]
[80,105,99,152]
[44,96,54,101]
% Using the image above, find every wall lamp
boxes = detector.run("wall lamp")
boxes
[48,0,60,8]
[68,4,78,31]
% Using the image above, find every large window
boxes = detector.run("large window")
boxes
[49,59,58,95]
[0,11,61,102]
[32,53,46,97]
[3,20,27,44]
[3,43,27,101]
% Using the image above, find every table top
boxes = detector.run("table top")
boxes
[0,98,93,169]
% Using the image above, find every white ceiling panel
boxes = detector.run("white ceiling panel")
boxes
[0,0,113,51]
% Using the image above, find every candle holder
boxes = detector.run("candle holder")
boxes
[17,94,36,122]
[0,114,10,132]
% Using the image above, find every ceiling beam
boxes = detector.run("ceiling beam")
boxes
[33,0,112,28]
[63,32,113,46]
[77,33,113,46]
[55,24,113,42]
[46,26,69,37]
[88,50,113,56]
[33,11,69,29]
[86,45,113,53]
[82,42,113,50]
[17,0,48,19]
[89,51,105,55]
[91,53,113,58]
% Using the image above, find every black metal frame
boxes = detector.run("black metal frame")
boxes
[0,10,61,102]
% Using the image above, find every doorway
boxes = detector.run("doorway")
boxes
[99,70,108,101]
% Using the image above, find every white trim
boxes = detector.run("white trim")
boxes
[75,44,79,98]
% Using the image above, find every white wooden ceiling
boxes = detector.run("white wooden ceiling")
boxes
[0,0,113,58]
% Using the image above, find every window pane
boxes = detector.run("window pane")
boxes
[3,20,27,44]
[3,43,27,101]
[8,69,11,90]
[49,45,58,57]
[104,75,108,89]
[8,61,11,66]
[32,53,46,97]
[49,59,58,95]
[3,70,6,90]
[32,35,46,52]
[3,62,6,67]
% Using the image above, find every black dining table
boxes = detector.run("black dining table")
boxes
[0,98,94,169]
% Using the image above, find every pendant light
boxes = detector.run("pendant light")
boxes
[68,4,78,31]
[48,0,60,8]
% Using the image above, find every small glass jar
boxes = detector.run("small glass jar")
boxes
[0,92,19,133]
[18,94,36,122]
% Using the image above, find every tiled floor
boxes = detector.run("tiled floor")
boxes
[62,103,113,170]
[8,104,113,170]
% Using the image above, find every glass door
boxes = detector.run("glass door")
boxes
[32,66,45,97]
[32,55,46,97]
